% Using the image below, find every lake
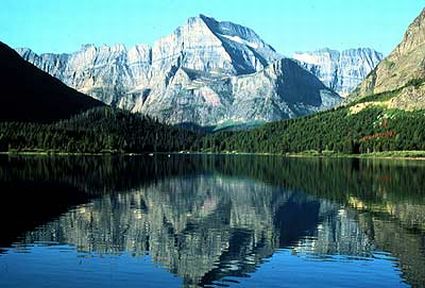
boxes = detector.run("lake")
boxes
[0,154,424,287]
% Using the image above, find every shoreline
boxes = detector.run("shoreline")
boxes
[1,150,425,161]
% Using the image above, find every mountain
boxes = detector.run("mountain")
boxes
[195,9,425,155]
[293,48,383,97]
[138,58,340,125]
[16,15,341,126]
[0,42,104,123]
[349,8,425,109]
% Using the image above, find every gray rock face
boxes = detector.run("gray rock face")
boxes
[293,48,383,97]
[349,8,425,109]
[16,15,341,126]
[135,59,341,125]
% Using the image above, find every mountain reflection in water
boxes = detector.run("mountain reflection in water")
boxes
[0,155,424,287]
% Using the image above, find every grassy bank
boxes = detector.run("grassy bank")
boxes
[3,149,425,161]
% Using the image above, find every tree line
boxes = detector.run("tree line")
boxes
[192,107,425,154]
[0,107,197,153]
[0,106,424,154]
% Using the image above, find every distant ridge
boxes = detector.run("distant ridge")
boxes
[293,48,383,97]
[16,15,341,126]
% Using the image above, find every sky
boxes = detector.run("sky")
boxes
[1,0,424,56]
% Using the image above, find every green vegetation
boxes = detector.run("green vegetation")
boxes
[192,107,425,155]
[1,36,423,157]
[359,150,425,158]
[0,107,197,153]
[407,78,425,88]
[383,59,396,69]
[352,87,401,104]
[1,93,424,156]
[1,105,425,156]
[351,78,425,105]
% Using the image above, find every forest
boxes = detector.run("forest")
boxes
[193,106,425,154]
[0,107,197,153]
[1,105,425,155]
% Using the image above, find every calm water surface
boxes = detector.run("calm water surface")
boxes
[0,155,424,287]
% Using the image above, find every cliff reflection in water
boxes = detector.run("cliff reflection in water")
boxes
[1,155,425,287]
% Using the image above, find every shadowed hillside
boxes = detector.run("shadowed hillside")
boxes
[0,42,104,123]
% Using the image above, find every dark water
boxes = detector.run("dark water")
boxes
[0,155,424,288]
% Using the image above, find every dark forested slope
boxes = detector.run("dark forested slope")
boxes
[0,42,104,122]
[0,107,198,153]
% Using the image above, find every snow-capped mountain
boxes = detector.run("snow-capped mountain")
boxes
[17,15,341,126]
[293,48,383,97]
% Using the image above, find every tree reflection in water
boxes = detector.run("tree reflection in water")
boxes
[0,155,424,287]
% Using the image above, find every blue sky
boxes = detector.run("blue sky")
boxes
[1,0,423,56]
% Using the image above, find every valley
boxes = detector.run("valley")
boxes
[1,9,424,157]
[1,3,425,288]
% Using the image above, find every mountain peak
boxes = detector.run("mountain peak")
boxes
[293,47,383,96]
[150,14,280,75]
[184,14,219,29]
[314,48,337,54]
[14,15,337,126]
[78,43,127,52]
[187,14,207,23]
[198,13,214,21]
[81,43,96,50]
[349,8,425,110]
[393,7,425,57]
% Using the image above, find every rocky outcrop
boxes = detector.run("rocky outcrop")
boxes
[136,59,341,125]
[293,48,383,97]
[16,15,341,126]
[349,8,425,109]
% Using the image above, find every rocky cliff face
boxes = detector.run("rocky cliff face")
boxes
[16,15,341,126]
[293,48,383,97]
[136,58,341,125]
[349,8,425,109]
